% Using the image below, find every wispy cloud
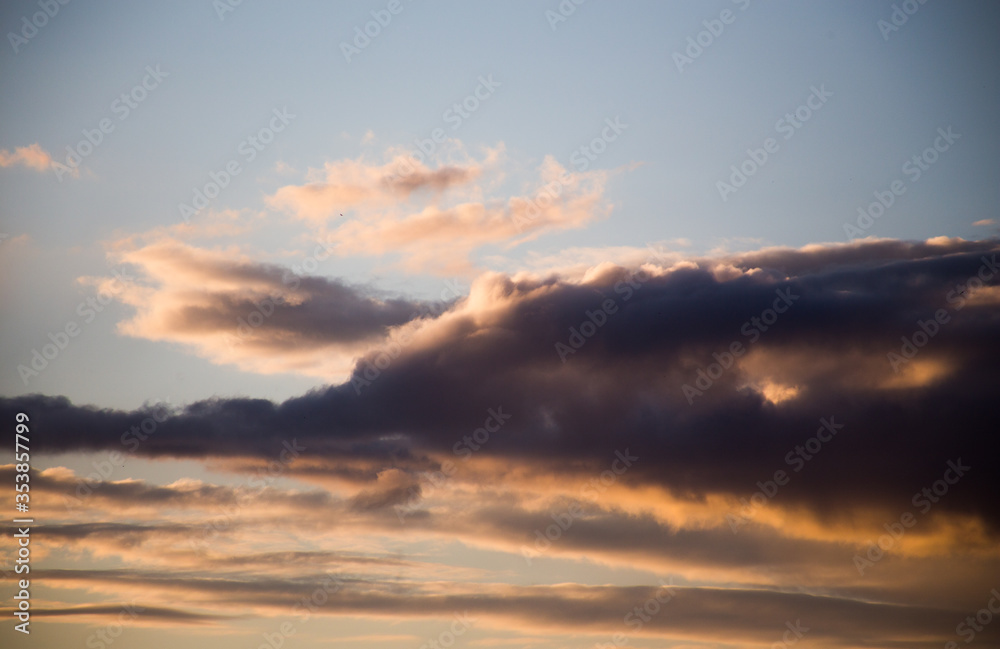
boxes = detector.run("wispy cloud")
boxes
[265,146,617,274]
[0,142,63,174]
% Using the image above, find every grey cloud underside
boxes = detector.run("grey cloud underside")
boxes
[173,271,440,345]
[11,569,998,645]
[4,239,999,525]
[26,605,233,623]
[387,165,477,195]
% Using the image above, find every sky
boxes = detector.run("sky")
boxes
[1,1,999,648]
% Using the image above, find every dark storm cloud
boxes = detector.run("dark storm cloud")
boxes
[3,238,999,526]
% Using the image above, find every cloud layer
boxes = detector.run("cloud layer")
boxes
[5,236,999,647]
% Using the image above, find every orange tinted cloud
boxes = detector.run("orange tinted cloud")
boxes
[266,146,494,221]
[326,157,612,275]
[0,142,60,173]
[264,146,616,274]
[81,237,436,379]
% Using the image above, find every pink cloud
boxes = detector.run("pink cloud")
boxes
[0,142,59,173]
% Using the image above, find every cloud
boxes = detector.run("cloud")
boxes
[6,238,998,535]
[264,146,616,274]
[348,468,422,512]
[8,450,995,620]
[13,569,998,647]
[81,237,442,379]
[326,156,612,275]
[30,604,234,624]
[265,146,494,221]
[5,236,999,642]
[0,142,62,174]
